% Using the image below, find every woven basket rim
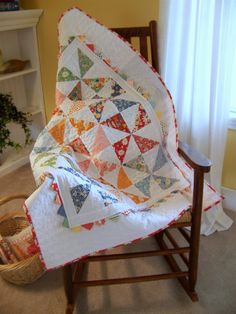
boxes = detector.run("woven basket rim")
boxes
[0,253,42,272]
[0,210,26,222]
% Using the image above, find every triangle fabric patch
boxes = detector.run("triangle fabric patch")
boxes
[49,119,66,144]
[91,126,111,155]
[83,78,110,93]
[153,146,168,172]
[78,48,94,77]
[122,191,149,204]
[56,89,66,105]
[68,101,86,115]
[113,135,131,163]
[68,81,82,101]
[89,101,105,122]
[110,80,126,97]
[133,104,151,132]
[69,118,95,136]
[133,134,159,154]
[112,99,139,112]
[135,175,152,197]
[86,43,95,52]
[81,222,94,230]
[69,138,90,156]
[101,113,130,133]
[93,159,117,176]
[57,204,66,218]
[78,159,91,173]
[57,67,79,82]
[70,183,91,213]
[123,155,149,173]
[152,175,179,190]
[117,167,132,189]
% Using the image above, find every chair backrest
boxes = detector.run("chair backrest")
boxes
[112,21,159,73]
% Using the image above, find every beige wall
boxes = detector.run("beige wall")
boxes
[222,129,236,190]
[21,0,235,190]
[21,0,158,119]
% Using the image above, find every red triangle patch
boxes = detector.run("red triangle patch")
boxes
[133,104,151,132]
[101,113,130,133]
[113,135,131,163]
[82,223,94,230]
[133,134,159,154]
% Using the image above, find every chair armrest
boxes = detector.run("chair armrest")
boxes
[178,141,211,173]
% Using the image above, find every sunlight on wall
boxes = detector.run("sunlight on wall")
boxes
[222,129,236,190]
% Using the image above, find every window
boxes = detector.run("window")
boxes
[229,108,236,129]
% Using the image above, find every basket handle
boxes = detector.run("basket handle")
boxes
[0,194,29,207]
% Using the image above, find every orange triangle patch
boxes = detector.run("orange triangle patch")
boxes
[122,191,149,204]
[117,167,132,189]
[70,118,95,136]
[49,119,66,144]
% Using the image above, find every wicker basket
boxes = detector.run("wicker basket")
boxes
[0,194,45,285]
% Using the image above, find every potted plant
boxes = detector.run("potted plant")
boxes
[0,93,32,161]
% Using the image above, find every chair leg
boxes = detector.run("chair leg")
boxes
[63,264,75,314]
[188,223,201,293]
[188,169,204,294]
[155,232,198,302]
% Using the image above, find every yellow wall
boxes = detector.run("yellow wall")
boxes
[222,129,236,190]
[21,0,158,120]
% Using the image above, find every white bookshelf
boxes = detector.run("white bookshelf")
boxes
[0,9,45,177]
[0,67,37,81]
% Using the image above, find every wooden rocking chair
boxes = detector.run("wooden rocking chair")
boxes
[63,21,211,314]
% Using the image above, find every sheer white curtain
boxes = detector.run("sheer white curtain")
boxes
[158,0,235,235]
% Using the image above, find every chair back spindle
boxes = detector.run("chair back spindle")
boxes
[112,20,159,73]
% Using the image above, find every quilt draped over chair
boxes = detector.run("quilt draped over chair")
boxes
[25,8,222,270]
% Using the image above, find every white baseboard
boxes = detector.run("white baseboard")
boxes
[222,186,236,211]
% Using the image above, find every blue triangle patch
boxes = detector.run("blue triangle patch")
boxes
[153,146,168,172]
[70,183,91,213]
[152,175,178,190]
[135,175,152,197]
[57,204,66,218]
[112,99,138,112]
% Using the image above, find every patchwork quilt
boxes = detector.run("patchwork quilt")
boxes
[25,8,222,270]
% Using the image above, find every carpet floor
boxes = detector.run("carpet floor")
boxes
[0,164,235,314]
